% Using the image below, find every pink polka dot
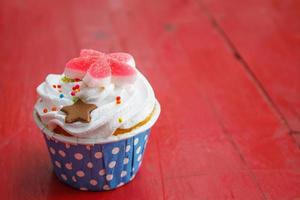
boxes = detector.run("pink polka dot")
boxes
[54,161,61,168]
[103,185,110,190]
[65,162,72,170]
[65,143,70,149]
[99,169,105,176]
[76,170,85,177]
[74,153,83,160]
[80,187,88,191]
[60,174,67,181]
[106,174,113,181]
[123,158,129,164]
[49,147,55,155]
[108,161,116,168]
[134,138,139,145]
[72,176,77,182]
[126,145,131,152]
[94,152,103,159]
[136,146,141,154]
[137,154,142,161]
[130,175,136,181]
[90,179,97,186]
[121,171,127,177]
[87,162,93,168]
[112,147,120,154]
[58,150,66,157]
[86,145,91,150]
[117,182,124,187]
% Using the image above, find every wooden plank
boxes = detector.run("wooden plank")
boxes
[195,0,300,199]
[164,172,265,200]
[200,0,300,131]
[0,0,78,141]
[1,0,299,199]
[254,170,300,199]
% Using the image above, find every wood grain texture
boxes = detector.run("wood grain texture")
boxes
[201,0,300,131]
[0,0,299,199]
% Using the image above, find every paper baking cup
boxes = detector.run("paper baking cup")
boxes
[33,102,160,191]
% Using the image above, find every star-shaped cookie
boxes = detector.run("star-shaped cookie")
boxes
[61,99,97,123]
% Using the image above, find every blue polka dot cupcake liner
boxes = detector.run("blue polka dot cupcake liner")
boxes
[42,129,150,191]
[33,102,160,191]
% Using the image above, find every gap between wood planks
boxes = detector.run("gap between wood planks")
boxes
[202,93,268,200]
[196,0,299,146]
[155,137,167,200]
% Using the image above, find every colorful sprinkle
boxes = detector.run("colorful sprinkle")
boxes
[59,94,64,98]
[61,76,77,83]
[74,84,80,89]
[75,78,81,82]
[118,118,123,123]
[57,85,61,89]
[43,108,48,113]
[116,96,121,104]
[51,107,57,111]
[71,91,76,96]
[52,85,57,88]
[72,97,79,102]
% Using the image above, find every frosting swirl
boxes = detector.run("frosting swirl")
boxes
[34,71,157,139]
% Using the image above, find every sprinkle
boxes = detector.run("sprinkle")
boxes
[59,94,64,98]
[75,78,81,82]
[51,107,57,111]
[43,108,48,113]
[116,96,121,104]
[61,76,76,83]
[72,84,80,91]
[118,118,123,123]
[52,85,57,88]
[71,91,76,96]
[72,97,79,102]
[57,85,61,89]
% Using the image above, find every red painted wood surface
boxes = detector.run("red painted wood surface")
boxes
[0,0,299,199]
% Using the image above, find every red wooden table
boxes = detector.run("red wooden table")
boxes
[1,0,300,199]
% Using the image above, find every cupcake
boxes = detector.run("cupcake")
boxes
[33,49,160,191]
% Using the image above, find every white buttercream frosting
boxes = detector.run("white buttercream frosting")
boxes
[34,71,157,139]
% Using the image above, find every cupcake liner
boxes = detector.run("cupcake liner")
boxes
[34,101,160,191]
[43,129,150,191]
